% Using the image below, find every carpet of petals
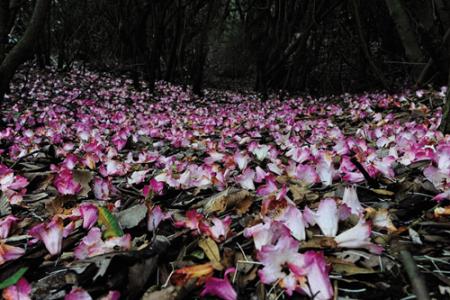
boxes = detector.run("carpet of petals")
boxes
[1,67,450,299]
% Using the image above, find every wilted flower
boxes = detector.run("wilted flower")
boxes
[200,267,237,300]
[29,217,64,256]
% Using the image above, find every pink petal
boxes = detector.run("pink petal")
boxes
[257,236,302,284]
[342,186,364,216]
[0,243,25,265]
[92,177,111,200]
[2,278,31,300]
[54,169,81,195]
[79,203,98,229]
[64,287,92,300]
[306,198,339,237]
[0,215,18,239]
[29,217,64,256]
[236,168,255,190]
[200,268,237,300]
[335,220,383,254]
[147,205,171,232]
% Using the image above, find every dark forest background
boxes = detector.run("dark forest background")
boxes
[0,0,449,99]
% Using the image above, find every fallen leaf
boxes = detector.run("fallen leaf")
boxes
[171,263,214,286]
[203,188,253,214]
[198,237,223,270]
[116,204,148,229]
[328,257,376,275]
[98,206,124,238]
[73,170,93,197]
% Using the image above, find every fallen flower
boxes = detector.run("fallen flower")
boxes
[342,186,364,216]
[200,267,237,300]
[304,198,339,237]
[174,210,204,233]
[257,236,302,291]
[290,251,334,300]
[54,169,81,195]
[74,227,131,259]
[0,215,18,239]
[200,216,232,242]
[235,168,255,190]
[74,203,99,229]
[64,287,92,300]
[0,243,25,265]
[143,178,164,197]
[244,219,290,250]
[147,205,171,232]
[335,219,383,254]
[29,217,64,256]
[2,278,31,300]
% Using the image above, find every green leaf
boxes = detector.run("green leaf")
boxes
[98,206,124,238]
[0,267,28,289]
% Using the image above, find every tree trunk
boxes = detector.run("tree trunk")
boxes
[0,0,51,101]
[385,0,425,79]
[439,50,450,133]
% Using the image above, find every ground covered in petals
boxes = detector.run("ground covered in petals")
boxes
[1,68,450,299]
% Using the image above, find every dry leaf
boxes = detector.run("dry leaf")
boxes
[171,263,214,286]
[73,170,93,197]
[203,188,253,214]
[371,188,394,197]
[198,237,223,270]
[328,257,376,275]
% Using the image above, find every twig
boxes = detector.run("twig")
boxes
[399,249,430,300]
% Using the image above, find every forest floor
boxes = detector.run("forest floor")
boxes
[0,67,450,300]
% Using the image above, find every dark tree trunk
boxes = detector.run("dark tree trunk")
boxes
[0,0,51,101]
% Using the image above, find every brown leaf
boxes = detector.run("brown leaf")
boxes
[198,237,223,270]
[73,169,93,197]
[328,257,376,275]
[171,263,214,286]
[203,188,253,214]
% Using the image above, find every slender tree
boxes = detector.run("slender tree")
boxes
[0,0,51,101]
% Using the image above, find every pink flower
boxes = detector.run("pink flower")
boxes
[143,178,164,197]
[244,219,290,250]
[257,236,302,287]
[236,168,255,190]
[99,291,121,300]
[276,205,306,241]
[64,287,92,300]
[233,151,249,170]
[252,145,270,161]
[127,170,149,185]
[286,146,311,163]
[29,217,64,256]
[0,215,18,239]
[0,166,28,192]
[290,251,333,300]
[76,203,98,229]
[74,227,131,259]
[254,166,267,183]
[2,278,31,300]
[0,243,25,265]
[335,220,383,254]
[54,169,81,195]
[92,177,111,200]
[62,154,78,170]
[342,186,364,216]
[256,176,278,196]
[200,216,232,242]
[147,205,171,232]
[304,198,339,237]
[295,164,319,184]
[174,210,204,233]
[200,267,237,300]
